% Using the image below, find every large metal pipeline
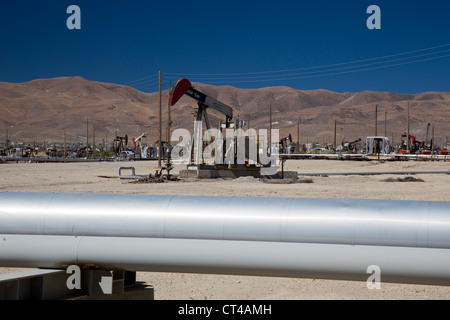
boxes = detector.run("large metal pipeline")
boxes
[1,192,450,249]
[1,192,450,286]
[1,234,450,286]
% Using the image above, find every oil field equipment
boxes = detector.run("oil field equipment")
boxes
[169,78,282,178]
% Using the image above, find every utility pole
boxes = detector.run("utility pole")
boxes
[334,120,337,153]
[384,111,387,137]
[93,124,96,154]
[86,118,89,159]
[167,80,173,168]
[269,105,272,153]
[64,130,67,159]
[407,102,410,152]
[158,71,162,167]
[374,105,378,136]
[297,121,300,154]
[166,80,172,144]
[432,125,435,152]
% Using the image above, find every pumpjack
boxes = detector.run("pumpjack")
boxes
[169,78,282,178]
[113,135,128,156]
[169,78,234,167]
[280,134,293,154]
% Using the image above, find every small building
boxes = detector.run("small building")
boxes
[365,137,391,155]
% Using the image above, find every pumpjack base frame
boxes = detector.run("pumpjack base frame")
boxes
[0,268,154,300]
[179,165,298,180]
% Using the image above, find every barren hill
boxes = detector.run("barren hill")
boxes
[1,77,449,147]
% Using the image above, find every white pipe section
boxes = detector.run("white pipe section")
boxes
[1,234,450,286]
[1,192,450,249]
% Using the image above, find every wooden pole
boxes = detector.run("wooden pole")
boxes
[384,111,387,137]
[297,122,300,153]
[374,105,378,136]
[64,130,66,159]
[158,71,162,167]
[166,80,173,172]
[169,81,172,147]
[166,81,171,144]
[269,105,272,152]
[93,124,96,153]
[407,102,410,152]
[432,125,435,152]
[86,118,89,158]
[334,120,337,153]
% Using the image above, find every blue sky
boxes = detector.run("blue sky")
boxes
[0,0,449,93]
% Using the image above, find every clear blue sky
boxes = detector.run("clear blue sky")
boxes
[1,0,449,93]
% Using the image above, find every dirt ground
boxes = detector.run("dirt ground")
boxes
[1,158,450,299]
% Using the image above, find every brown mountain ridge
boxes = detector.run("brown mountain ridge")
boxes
[1,76,449,147]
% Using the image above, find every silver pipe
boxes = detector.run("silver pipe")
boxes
[1,192,449,249]
[1,235,450,286]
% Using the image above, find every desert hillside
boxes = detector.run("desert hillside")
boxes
[1,76,449,147]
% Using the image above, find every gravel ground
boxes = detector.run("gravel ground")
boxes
[1,159,449,299]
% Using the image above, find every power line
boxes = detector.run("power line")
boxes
[164,49,450,82]
[131,78,160,88]
[123,74,159,85]
[163,53,450,84]
[120,43,450,90]
[164,43,450,77]
[132,79,172,92]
